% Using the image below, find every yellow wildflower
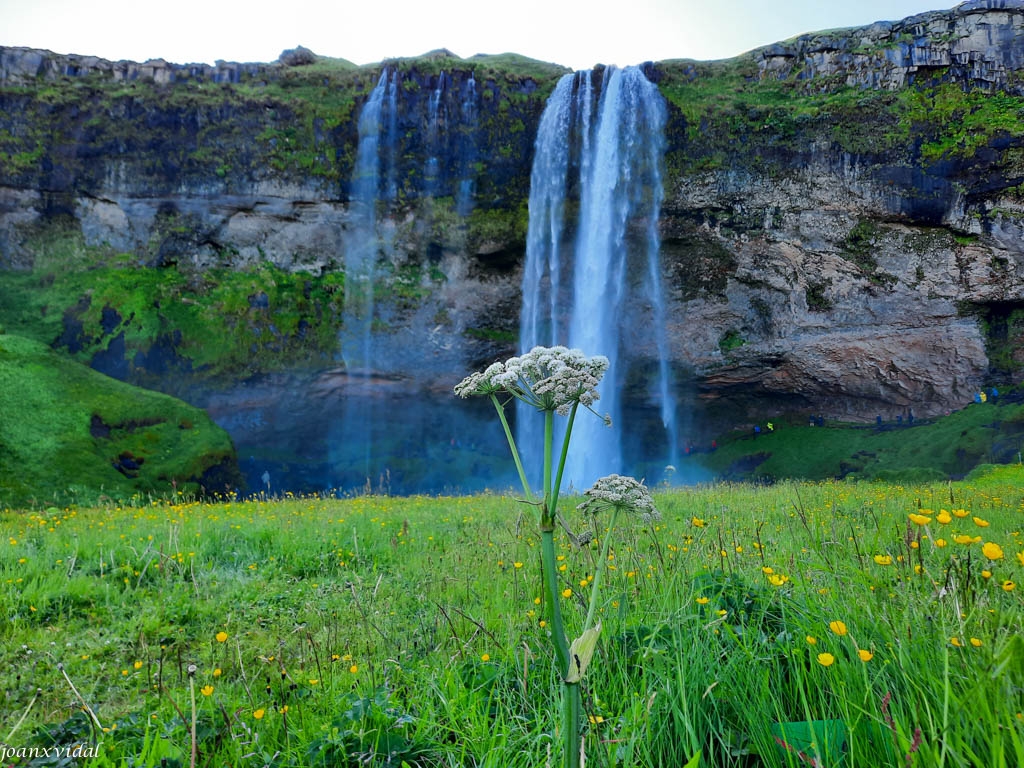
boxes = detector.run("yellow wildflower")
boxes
[982,542,1004,560]
[857,649,873,662]
[873,554,893,566]
[908,513,932,526]
[215,631,228,643]
[973,517,990,528]
[817,653,835,667]
[829,620,848,636]
[936,511,952,524]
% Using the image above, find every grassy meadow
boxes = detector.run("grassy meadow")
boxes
[2,467,1024,767]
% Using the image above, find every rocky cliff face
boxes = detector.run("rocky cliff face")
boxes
[2,1,1024,436]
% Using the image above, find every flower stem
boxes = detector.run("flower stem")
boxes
[541,529,571,676]
[563,680,582,768]
[583,506,619,631]
[550,402,578,519]
[543,410,553,521]
[491,394,534,502]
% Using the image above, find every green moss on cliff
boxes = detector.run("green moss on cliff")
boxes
[0,238,350,383]
[656,58,1024,172]
[0,334,239,508]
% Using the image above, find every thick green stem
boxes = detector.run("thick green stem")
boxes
[549,402,578,519]
[543,410,554,520]
[541,528,571,676]
[583,506,619,631]
[563,681,582,768]
[491,394,534,503]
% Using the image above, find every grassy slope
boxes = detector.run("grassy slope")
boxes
[687,394,1024,482]
[0,333,239,507]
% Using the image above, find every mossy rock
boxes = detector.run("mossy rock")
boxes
[0,334,241,508]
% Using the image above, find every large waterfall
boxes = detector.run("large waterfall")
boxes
[519,66,677,489]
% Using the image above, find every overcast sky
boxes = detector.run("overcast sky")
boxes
[1,0,958,71]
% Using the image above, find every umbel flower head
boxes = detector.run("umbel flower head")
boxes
[455,346,610,417]
[577,474,661,524]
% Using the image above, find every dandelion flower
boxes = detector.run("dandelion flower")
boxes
[253,709,265,720]
[201,685,214,697]
[982,542,1004,560]
[215,631,228,643]
[1003,581,1016,592]
[857,649,874,662]
[562,588,573,598]
[873,554,893,566]
[817,653,835,667]
[829,620,848,636]
[133,660,143,670]
[481,654,490,662]
[349,664,359,674]
[213,668,222,677]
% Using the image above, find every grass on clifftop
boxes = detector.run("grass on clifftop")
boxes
[0,333,238,508]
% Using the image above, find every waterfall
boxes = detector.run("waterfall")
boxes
[456,72,478,216]
[337,68,401,482]
[519,66,676,489]
[342,69,390,373]
[424,71,447,196]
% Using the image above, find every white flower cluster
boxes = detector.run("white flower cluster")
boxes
[577,474,660,524]
[454,346,609,416]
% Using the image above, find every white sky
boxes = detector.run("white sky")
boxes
[1,0,957,71]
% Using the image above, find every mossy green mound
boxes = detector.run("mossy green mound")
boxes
[0,334,240,508]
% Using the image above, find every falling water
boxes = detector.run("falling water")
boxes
[424,71,447,196]
[456,72,478,216]
[337,68,401,482]
[519,66,676,489]
[342,69,389,373]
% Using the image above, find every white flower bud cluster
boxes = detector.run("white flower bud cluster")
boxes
[454,346,609,416]
[577,474,660,524]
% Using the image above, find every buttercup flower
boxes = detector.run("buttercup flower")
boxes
[858,649,874,662]
[817,653,835,667]
[982,542,1004,560]
[829,620,848,636]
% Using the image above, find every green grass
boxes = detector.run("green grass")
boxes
[689,395,1024,483]
[2,467,1023,766]
[0,333,238,507]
